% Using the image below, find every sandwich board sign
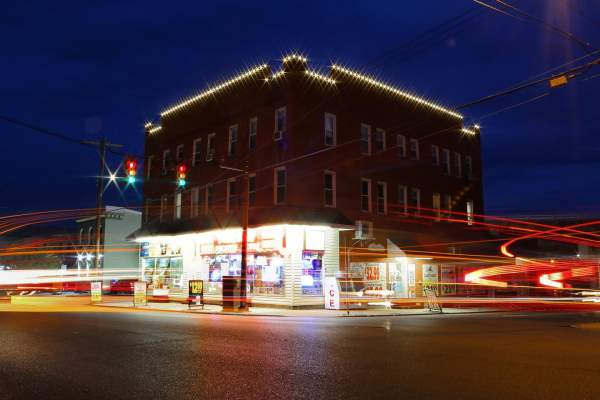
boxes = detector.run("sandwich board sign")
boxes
[324,277,340,310]
[133,281,147,306]
[90,281,102,303]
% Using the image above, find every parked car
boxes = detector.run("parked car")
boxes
[110,279,137,294]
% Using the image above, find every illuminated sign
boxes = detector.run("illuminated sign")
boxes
[324,277,340,310]
[90,281,102,303]
[305,230,325,251]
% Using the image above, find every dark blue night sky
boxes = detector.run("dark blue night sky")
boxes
[2,0,599,217]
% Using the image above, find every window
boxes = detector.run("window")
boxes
[162,150,170,176]
[431,145,439,166]
[146,156,154,179]
[79,228,84,244]
[396,134,406,157]
[274,167,286,204]
[206,133,216,161]
[275,107,286,140]
[174,191,182,219]
[465,156,473,180]
[466,201,474,225]
[160,195,168,221]
[324,170,336,207]
[226,178,237,213]
[249,117,257,151]
[228,125,238,156]
[360,124,371,155]
[360,178,372,212]
[248,174,256,207]
[443,194,452,218]
[454,152,462,178]
[433,193,441,221]
[410,188,420,215]
[324,113,336,146]
[192,138,202,166]
[398,185,407,214]
[191,187,199,217]
[176,144,184,163]
[205,184,213,214]
[409,138,419,160]
[442,149,451,175]
[374,129,386,153]
[376,182,387,214]
[355,220,373,240]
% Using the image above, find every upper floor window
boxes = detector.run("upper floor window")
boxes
[174,191,182,220]
[374,129,386,153]
[433,192,441,221]
[443,194,452,218]
[206,133,216,161]
[248,174,256,207]
[249,117,257,151]
[227,178,237,213]
[192,138,202,166]
[398,185,407,214]
[466,200,474,225]
[324,170,336,207]
[191,187,200,218]
[409,138,419,160]
[146,156,154,179]
[274,167,286,204]
[205,184,213,214]
[465,156,473,180]
[324,113,336,146]
[396,134,406,157]
[454,152,462,178]
[176,144,184,163]
[360,124,371,155]
[228,125,238,157]
[274,107,286,140]
[442,149,451,175]
[410,188,420,215]
[162,150,170,176]
[360,178,372,212]
[376,182,387,215]
[431,145,439,166]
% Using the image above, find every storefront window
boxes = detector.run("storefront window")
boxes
[301,251,323,295]
[142,256,184,291]
[252,254,284,295]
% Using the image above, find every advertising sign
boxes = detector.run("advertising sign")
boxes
[90,281,102,303]
[423,264,439,295]
[188,280,204,309]
[441,265,457,295]
[324,277,340,310]
[133,281,147,306]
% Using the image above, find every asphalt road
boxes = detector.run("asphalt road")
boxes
[1,310,600,400]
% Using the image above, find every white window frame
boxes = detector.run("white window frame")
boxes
[360,178,372,213]
[176,144,184,163]
[206,133,216,161]
[192,138,202,166]
[354,220,373,240]
[398,185,408,214]
[376,181,387,215]
[409,138,419,160]
[162,150,170,176]
[274,107,286,140]
[249,117,257,151]
[442,149,451,175]
[324,113,336,146]
[324,170,336,207]
[374,129,386,153]
[431,145,439,166]
[174,191,182,219]
[410,188,421,215]
[274,167,286,204]
[191,187,199,218]
[360,124,372,156]
[454,152,462,178]
[228,125,238,156]
[396,134,406,157]
[467,201,474,225]
[205,184,213,214]
[248,173,256,207]
[226,178,236,213]
[433,192,441,221]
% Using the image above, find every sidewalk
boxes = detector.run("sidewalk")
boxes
[95,300,498,317]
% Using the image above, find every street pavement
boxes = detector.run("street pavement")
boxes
[1,308,600,399]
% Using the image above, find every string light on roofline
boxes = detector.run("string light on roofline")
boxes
[305,70,336,85]
[330,64,462,119]
[282,54,308,63]
[148,125,162,134]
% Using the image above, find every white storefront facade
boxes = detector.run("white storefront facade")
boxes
[135,224,341,307]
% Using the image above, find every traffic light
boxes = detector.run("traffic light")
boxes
[126,159,137,184]
[177,164,186,187]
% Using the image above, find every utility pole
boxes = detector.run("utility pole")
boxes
[218,163,249,311]
[82,137,123,279]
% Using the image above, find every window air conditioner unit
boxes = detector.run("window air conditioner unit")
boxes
[354,220,373,240]
[274,130,283,141]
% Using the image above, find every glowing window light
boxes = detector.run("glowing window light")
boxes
[305,70,336,85]
[331,64,462,119]
[161,64,270,117]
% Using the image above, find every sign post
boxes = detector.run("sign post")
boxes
[188,280,204,310]
[90,281,102,303]
[133,281,147,307]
